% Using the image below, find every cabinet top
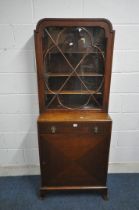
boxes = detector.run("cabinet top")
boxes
[38,110,111,122]
[34,18,115,113]
[35,18,114,35]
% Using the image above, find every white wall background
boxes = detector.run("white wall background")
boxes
[0,0,139,175]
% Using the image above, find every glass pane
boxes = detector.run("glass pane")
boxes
[43,26,106,109]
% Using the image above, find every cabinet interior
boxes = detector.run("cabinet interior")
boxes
[42,26,106,110]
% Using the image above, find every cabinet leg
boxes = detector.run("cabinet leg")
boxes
[39,189,46,199]
[101,188,109,200]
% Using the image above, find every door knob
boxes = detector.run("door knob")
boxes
[93,126,98,134]
[51,126,56,134]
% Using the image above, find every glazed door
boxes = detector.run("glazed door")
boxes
[42,26,106,110]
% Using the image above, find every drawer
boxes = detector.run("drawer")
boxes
[38,122,110,135]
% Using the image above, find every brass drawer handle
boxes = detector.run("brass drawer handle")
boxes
[51,126,56,134]
[93,126,98,134]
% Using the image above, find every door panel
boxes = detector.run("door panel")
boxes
[40,133,110,187]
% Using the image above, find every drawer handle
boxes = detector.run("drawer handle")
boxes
[93,126,98,134]
[73,123,78,127]
[51,126,56,134]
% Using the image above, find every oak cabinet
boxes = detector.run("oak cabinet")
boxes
[34,18,115,199]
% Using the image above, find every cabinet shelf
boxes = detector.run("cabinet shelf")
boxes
[46,90,102,95]
[45,73,103,77]
[46,51,105,54]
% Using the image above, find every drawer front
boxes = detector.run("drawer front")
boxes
[38,122,111,135]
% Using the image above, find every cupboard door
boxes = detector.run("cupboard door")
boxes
[40,133,110,187]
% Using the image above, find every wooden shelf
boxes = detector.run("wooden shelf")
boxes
[45,73,103,77]
[46,90,102,95]
[46,49,105,54]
